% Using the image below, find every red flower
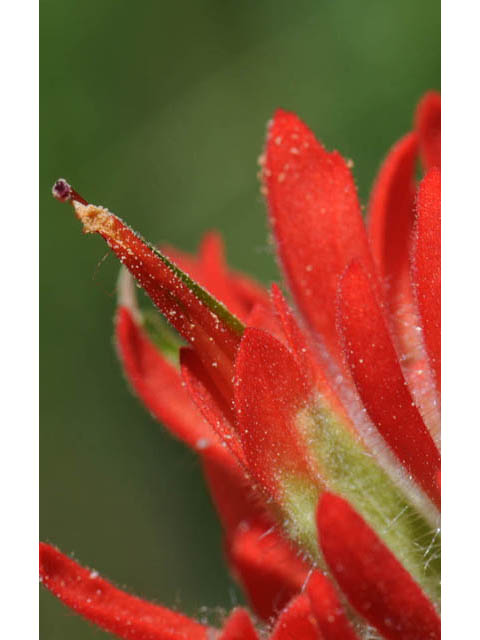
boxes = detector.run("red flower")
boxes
[43,92,441,639]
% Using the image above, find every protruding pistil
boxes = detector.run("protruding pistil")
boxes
[52,178,88,205]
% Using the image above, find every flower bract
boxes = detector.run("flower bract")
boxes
[43,92,441,639]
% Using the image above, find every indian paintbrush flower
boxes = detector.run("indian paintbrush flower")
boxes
[42,92,441,639]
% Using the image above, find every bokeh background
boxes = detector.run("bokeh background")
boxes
[40,1,440,636]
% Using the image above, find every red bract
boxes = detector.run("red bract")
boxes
[39,543,208,640]
[44,93,441,638]
[412,168,441,387]
[337,260,440,507]
[316,493,441,640]
[263,109,376,365]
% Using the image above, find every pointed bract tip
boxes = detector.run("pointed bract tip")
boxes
[39,542,65,585]
[271,107,297,121]
[267,109,303,137]
[52,178,72,202]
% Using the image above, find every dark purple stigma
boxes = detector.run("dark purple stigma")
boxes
[52,178,72,202]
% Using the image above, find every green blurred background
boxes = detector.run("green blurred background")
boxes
[40,1,439,636]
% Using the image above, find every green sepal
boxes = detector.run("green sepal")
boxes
[306,404,440,602]
[278,401,440,604]
[141,309,184,367]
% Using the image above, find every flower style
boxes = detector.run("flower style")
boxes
[42,92,441,639]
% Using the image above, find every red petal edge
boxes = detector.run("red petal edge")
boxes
[40,543,207,640]
[218,607,259,640]
[307,571,360,640]
[180,346,245,463]
[415,92,441,170]
[269,593,320,640]
[271,284,351,421]
[338,261,440,507]
[412,168,441,388]
[367,131,418,296]
[264,109,376,361]
[228,519,310,621]
[317,493,440,640]
[201,448,259,538]
[116,306,219,453]
[234,327,315,497]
